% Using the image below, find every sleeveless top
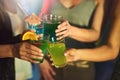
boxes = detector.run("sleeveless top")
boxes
[0,11,15,80]
[0,6,22,80]
[50,0,96,49]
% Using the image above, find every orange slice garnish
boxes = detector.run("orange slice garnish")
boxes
[22,30,38,41]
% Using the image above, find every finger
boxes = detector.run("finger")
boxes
[29,54,43,60]
[27,48,44,57]
[25,48,44,61]
[56,34,67,40]
[64,52,69,56]
[20,49,43,63]
[56,21,68,33]
[49,67,56,76]
[65,56,74,62]
[56,25,67,32]
[29,58,40,64]
[50,58,53,61]
[20,55,28,60]
[19,49,26,57]
[25,42,42,52]
[56,29,67,36]
[64,50,74,57]
[51,63,55,66]
[56,30,68,41]
[21,56,40,64]
[25,43,43,56]
[47,54,51,58]
[64,52,75,62]
[57,20,68,28]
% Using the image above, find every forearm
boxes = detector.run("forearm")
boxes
[75,45,119,62]
[0,44,14,58]
[69,26,99,42]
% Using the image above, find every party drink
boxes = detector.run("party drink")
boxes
[44,22,60,41]
[22,30,49,63]
[31,40,49,62]
[25,13,42,32]
[43,14,63,42]
[48,42,66,68]
[27,24,37,32]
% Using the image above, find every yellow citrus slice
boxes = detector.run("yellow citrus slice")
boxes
[22,30,38,41]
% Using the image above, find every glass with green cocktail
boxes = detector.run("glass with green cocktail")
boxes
[43,14,66,67]
[43,14,63,42]
[31,33,49,63]
[48,39,67,68]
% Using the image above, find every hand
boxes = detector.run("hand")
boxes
[12,42,44,63]
[55,20,72,40]
[64,48,78,62]
[48,55,56,67]
[39,59,56,80]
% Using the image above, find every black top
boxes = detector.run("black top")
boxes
[112,52,120,80]
[0,10,20,80]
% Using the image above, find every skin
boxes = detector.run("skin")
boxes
[39,0,104,80]
[64,0,120,62]
[38,0,54,18]
[56,0,104,42]
[39,59,56,80]
[0,42,43,63]
[0,0,43,64]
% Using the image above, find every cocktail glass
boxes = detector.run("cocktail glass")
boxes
[30,33,49,63]
[43,14,63,42]
[25,13,42,32]
[48,39,67,68]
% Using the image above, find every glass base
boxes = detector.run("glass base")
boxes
[32,58,44,63]
[54,63,67,68]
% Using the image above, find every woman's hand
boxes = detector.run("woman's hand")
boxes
[55,20,73,40]
[12,42,44,63]
[64,48,79,62]
[39,59,56,80]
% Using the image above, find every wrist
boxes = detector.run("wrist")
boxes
[11,43,20,58]
[69,26,76,37]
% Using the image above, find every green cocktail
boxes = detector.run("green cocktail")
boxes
[43,14,63,42]
[31,40,49,63]
[48,41,66,68]
[44,22,60,41]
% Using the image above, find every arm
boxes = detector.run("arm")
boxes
[38,0,53,18]
[65,0,120,62]
[39,59,56,80]
[65,20,120,62]
[0,44,13,58]
[0,42,44,64]
[56,0,104,42]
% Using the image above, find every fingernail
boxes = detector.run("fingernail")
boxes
[64,53,67,56]
[55,30,57,32]
[39,50,42,52]
[39,57,43,59]
[51,63,54,66]
[36,61,40,64]
[40,53,44,56]
[50,58,53,61]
